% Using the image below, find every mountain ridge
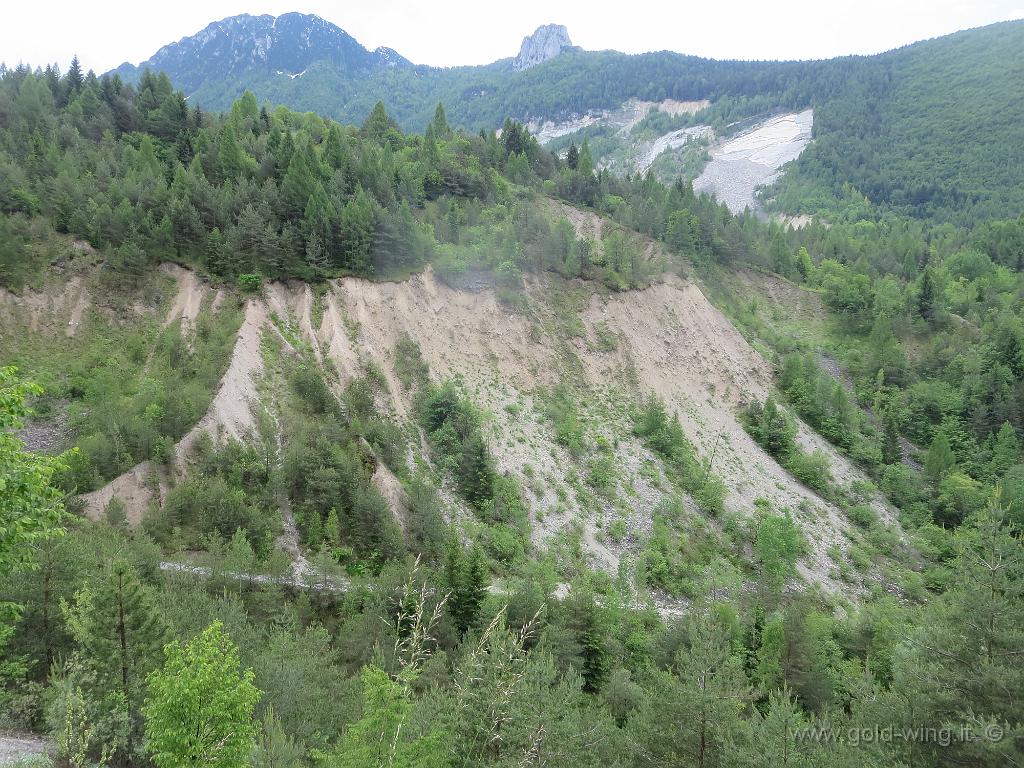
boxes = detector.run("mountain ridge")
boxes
[111,12,412,96]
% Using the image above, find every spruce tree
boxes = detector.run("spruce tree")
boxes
[918,268,935,322]
[302,182,338,258]
[924,431,956,482]
[565,590,609,693]
[990,421,1019,478]
[430,102,450,138]
[281,140,317,216]
[339,186,379,271]
[881,410,902,465]
[461,546,488,632]
[361,101,399,144]
[445,544,487,635]
[322,124,347,171]
[217,123,250,181]
[63,558,168,761]
[63,55,84,98]
[566,142,579,170]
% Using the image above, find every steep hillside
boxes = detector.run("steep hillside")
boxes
[14,236,898,605]
[774,20,1024,223]
[6,49,1023,766]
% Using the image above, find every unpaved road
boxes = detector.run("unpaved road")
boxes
[0,732,50,765]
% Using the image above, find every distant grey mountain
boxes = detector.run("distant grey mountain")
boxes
[111,12,411,96]
[513,24,573,71]
[105,13,584,131]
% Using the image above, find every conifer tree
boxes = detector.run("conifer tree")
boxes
[634,608,750,768]
[881,410,902,465]
[63,558,169,761]
[281,140,317,216]
[302,182,338,257]
[989,421,1019,478]
[444,543,488,635]
[890,505,1024,767]
[924,431,956,482]
[64,55,84,99]
[918,268,935,322]
[564,590,610,693]
[339,186,379,272]
[430,102,450,138]
[217,122,251,181]
[361,101,399,144]
[748,686,823,766]
[566,142,579,170]
[322,124,347,171]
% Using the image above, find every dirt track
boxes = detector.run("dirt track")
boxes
[0,732,50,765]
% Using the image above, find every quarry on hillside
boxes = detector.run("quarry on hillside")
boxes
[693,109,814,216]
[534,102,814,217]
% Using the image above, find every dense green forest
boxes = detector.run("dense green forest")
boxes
[772,21,1024,224]
[108,16,1024,226]
[0,55,1023,768]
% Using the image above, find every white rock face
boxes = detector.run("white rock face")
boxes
[693,109,814,216]
[513,24,572,71]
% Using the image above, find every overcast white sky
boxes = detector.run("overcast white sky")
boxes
[4,0,1024,73]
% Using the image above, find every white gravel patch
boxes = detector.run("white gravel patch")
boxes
[694,109,813,215]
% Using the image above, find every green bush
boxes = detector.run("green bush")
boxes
[847,504,879,530]
[237,273,262,292]
[783,449,833,494]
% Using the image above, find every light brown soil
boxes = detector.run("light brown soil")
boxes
[72,252,889,594]
[65,280,90,337]
[80,461,163,524]
[161,262,208,339]
[372,460,409,531]
[175,299,266,460]
[0,276,89,337]
[316,264,881,592]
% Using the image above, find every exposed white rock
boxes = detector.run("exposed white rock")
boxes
[528,98,710,144]
[693,110,814,216]
[513,24,572,71]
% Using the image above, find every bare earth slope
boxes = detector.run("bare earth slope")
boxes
[310,267,883,591]
[74,247,888,594]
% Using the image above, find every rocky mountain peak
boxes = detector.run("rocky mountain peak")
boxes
[110,12,411,95]
[513,24,572,71]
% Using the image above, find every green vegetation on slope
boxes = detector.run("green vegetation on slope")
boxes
[1,48,1024,768]
[772,20,1024,224]
[99,17,1024,225]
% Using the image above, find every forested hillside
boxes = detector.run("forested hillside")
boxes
[774,20,1024,223]
[0,53,1023,768]
[104,14,1024,225]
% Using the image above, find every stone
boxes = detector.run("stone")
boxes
[513,24,572,71]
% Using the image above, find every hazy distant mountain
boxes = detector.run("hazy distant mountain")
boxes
[111,13,411,99]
